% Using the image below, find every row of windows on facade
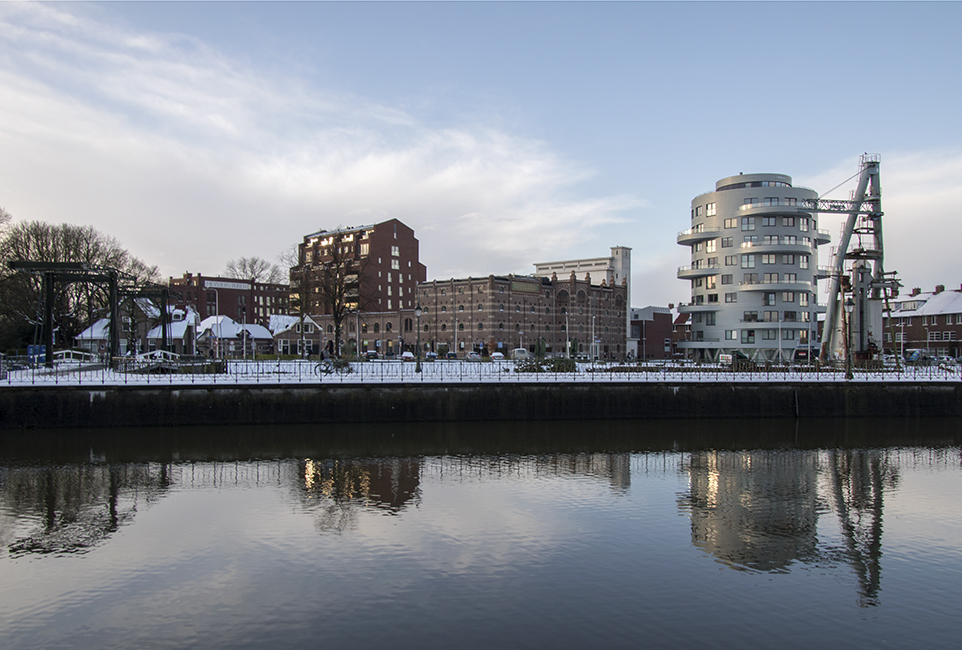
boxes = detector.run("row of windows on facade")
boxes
[889,331,960,341]
[891,314,962,326]
[718,329,810,343]
[429,304,621,317]
[693,197,800,220]
[694,237,813,254]
[695,276,812,291]
[691,310,810,325]
[421,285,613,302]
[691,255,812,271]
[692,291,810,306]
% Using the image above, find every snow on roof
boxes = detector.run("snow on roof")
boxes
[197,316,273,340]
[892,290,962,317]
[76,318,110,340]
[268,313,318,336]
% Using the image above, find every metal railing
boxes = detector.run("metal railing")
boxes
[3,358,960,386]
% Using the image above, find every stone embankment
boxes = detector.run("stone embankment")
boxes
[2,382,961,429]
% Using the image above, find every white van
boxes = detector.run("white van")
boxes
[510,348,529,360]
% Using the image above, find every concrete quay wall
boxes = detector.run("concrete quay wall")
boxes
[2,382,961,430]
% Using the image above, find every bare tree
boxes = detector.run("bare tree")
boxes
[224,256,286,285]
[0,220,160,349]
[291,231,370,357]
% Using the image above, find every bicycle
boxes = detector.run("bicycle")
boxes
[314,359,352,376]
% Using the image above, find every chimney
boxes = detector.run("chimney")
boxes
[935,284,945,294]
[911,287,921,296]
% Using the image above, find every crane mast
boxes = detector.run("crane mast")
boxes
[815,154,899,363]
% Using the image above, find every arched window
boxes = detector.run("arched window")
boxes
[458,305,464,312]
[577,290,587,303]
[499,304,504,311]
[441,306,447,313]
[362,323,368,333]
[458,323,464,331]
[441,324,447,331]
[515,305,521,312]
[374,323,380,333]
[545,307,550,315]
[386,322,393,332]
[499,323,504,330]
[530,306,535,313]
[477,304,483,311]
[404,318,413,332]
[327,324,334,333]
[478,322,484,330]
[545,325,550,332]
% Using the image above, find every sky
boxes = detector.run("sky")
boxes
[2,1,961,308]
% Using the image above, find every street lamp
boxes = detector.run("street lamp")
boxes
[415,303,422,373]
[844,297,855,380]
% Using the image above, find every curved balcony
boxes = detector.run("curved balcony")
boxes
[738,280,816,292]
[677,227,721,246]
[737,203,815,216]
[815,229,832,244]
[677,264,720,280]
[738,242,813,255]
[816,266,832,279]
[677,302,722,313]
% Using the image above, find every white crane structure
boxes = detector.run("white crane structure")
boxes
[813,154,900,363]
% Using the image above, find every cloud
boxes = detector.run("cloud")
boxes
[0,3,643,283]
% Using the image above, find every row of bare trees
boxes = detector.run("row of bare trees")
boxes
[0,210,161,351]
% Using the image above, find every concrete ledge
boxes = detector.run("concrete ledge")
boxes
[2,382,961,429]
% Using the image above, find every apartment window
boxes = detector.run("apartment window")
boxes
[783,216,796,227]
[741,254,755,269]
[694,313,702,323]
[706,312,716,326]
[725,292,737,303]
[391,259,400,270]
[783,329,796,340]
[694,295,704,305]
[763,310,778,322]
[784,311,798,322]
[694,277,703,288]
[782,292,795,302]
[694,242,704,252]
[781,235,798,245]
[360,243,369,256]
[744,235,759,245]
[741,330,755,344]
[800,256,810,270]
[721,274,733,285]
[762,197,778,207]
[783,254,796,265]
[725,330,737,340]
[695,205,704,217]
[763,273,779,283]
[708,294,719,303]
[391,245,399,257]
[800,218,809,232]
[762,330,777,340]
[762,254,777,265]
[762,216,777,227]
[707,257,718,267]
[744,198,759,208]
[762,292,776,306]
[706,240,717,253]
[784,273,797,283]
[743,311,759,322]
[741,217,756,231]
[725,256,738,266]
[763,235,778,246]
[799,330,810,344]
[706,276,717,289]
[706,202,716,216]
[721,237,733,248]
[799,292,809,307]
[743,273,758,284]
[724,218,737,229]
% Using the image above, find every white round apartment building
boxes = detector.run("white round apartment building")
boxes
[677,173,831,362]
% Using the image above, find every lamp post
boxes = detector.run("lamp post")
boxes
[415,303,422,373]
[844,297,855,380]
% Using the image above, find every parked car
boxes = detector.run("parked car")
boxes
[446,351,458,359]
[425,351,438,360]
[490,352,505,360]
[365,350,379,360]
[400,351,415,361]
[466,351,482,361]
[510,348,529,360]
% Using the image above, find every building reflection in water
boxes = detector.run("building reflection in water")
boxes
[299,458,423,534]
[679,449,898,606]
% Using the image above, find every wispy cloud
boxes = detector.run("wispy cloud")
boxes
[0,3,643,281]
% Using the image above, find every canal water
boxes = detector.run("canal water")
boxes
[2,418,961,649]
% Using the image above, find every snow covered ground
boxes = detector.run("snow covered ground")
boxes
[3,359,961,387]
